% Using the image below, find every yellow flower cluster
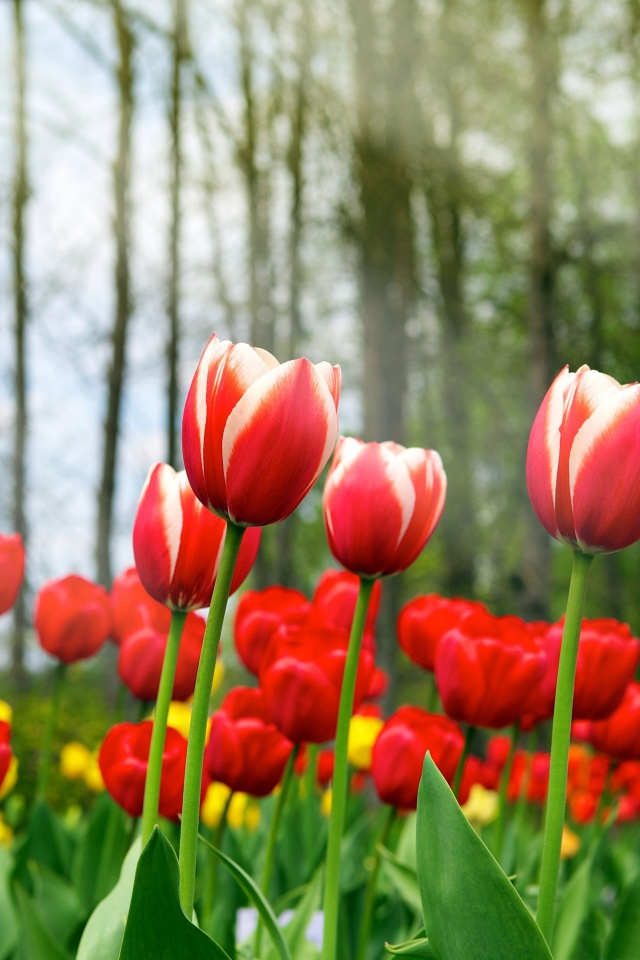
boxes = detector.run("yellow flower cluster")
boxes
[200,782,261,832]
[59,743,104,792]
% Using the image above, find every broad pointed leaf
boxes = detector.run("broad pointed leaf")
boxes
[416,754,553,960]
[604,871,640,960]
[76,838,141,960]
[13,883,70,960]
[385,937,437,958]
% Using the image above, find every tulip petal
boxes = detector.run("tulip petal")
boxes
[387,449,446,574]
[222,359,339,525]
[526,366,572,542]
[569,383,640,552]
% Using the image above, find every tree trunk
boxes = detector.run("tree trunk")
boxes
[11,0,29,686]
[166,0,186,468]
[96,0,134,589]
[521,0,555,620]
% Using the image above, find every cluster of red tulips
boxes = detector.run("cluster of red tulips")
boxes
[2,346,640,959]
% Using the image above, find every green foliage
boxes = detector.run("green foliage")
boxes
[416,755,553,960]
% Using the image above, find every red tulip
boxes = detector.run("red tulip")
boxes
[308,569,382,635]
[204,687,294,797]
[35,575,112,663]
[0,534,25,615]
[117,611,206,701]
[506,751,550,804]
[133,463,261,611]
[259,624,375,744]
[323,438,446,578]
[540,618,639,721]
[435,610,547,729]
[585,682,640,760]
[526,364,640,554]
[233,585,310,676]
[0,721,13,793]
[457,755,501,805]
[397,594,487,673]
[109,567,169,647]
[99,721,187,819]
[371,706,464,810]
[182,334,341,526]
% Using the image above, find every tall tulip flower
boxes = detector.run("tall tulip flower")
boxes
[0,534,25,615]
[109,567,169,646]
[233,585,310,676]
[182,333,341,527]
[526,363,640,943]
[133,463,261,611]
[178,334,340,917]
[321,437,446,960]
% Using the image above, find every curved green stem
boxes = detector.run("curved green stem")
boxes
[536,549,594,943]
[254,745,299,958]
[355,805,396,960]
[492,723,519,864]
[36,662,67,802]
[321,576,375,960]
[141,609,187,845]
[179,520,246,916]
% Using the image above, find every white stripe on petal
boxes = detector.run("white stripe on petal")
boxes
[544,368,574,511]
[568,383,640,503]
[382,447,416,544]
[160,466,184,582]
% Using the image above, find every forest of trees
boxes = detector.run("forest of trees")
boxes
[2,0,640,689]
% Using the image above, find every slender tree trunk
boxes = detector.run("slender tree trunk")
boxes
[166,0,186,468]
[96,0,134,588]
[11,0,29,686]
[521,0,555,619]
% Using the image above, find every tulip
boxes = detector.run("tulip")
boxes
[133,462,261,611]
[585,683,640,761]
[109,567,169,646]
[233,585,310,675]
[260,624,375,744]
[506,751,551,805]
[540,618,639,721]
[398,594,487,673]
[526,364,640,554]
[323,438,446,578]
[0,534,25,615]
[182,333,341,527]
[309,569,381,636]
[0,721,13,797]
[435,610,547,729]
[35,574,112,664]
[117,612,206,702]
[371,707,464,810]
[99,721,187,819]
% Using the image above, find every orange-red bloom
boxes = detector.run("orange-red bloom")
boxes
[99,721,187,819]
[234,585,310,676]
[35,575,112,663]
[117,612,207,701]
[204,687,294,797]
[371,707,464,810]
[526,364,640,554]
[585,683,640,761]
[398,594,487,673]
[109,567,169,646]
[323,438,446,578]
[133,462,260,611]
[182,334,341,526]
[0,534,25,616]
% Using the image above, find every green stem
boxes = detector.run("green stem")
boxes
[321,576,375,960]
[178,520,246,917]
[141,609,187,845]
[492,723,519,864]
[452,725,476,800]
[36,662,67,802]
[355,805,396,960]
[536,549,594,943]
[254,745,299,958]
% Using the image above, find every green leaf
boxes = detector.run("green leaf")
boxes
[72,792,129,910]
[378,846,422,915]
[13,882,71,960]
[416,755,553,960]
[17,801,71,879]
[266,866,324,960]
[385,937,437,958]
[0,848,18,960]
[28,861,85,952]
[119,829,231,960]
[199,832,292,960]
[76,838,141,960]
[552,856,592,960]
[604,870,640,960]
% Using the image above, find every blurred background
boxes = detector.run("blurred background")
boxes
[1,0,640,696]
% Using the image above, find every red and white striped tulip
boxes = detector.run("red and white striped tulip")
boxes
[526,365,640,554]
[133,463,261,611]
[182,335,341,527]
[323,438,447,578]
